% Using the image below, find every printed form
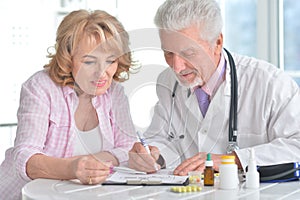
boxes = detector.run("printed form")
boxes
[105,169,189,185]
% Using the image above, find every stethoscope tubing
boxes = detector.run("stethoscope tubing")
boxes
[167,81,178,139]
[224,48,238,143]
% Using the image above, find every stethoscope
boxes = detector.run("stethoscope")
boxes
[167,48,239,154]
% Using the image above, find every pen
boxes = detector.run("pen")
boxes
[136,131,159,171]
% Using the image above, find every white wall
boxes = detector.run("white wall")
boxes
[0,0,166,163]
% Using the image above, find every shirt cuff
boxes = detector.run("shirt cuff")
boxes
[234,148,251,171]
[156,154,166,169]
[15,148,45,181]
[107,148,129,164]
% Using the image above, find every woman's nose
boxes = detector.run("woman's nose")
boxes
[94,67,104,78]
[94,61,108,76]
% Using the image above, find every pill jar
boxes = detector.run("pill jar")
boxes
[219,155,239,189]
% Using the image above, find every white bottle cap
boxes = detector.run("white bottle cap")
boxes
[205,153,214,167]
[205,160,213,167]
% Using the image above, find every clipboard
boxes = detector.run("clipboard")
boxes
[103,170,189,186]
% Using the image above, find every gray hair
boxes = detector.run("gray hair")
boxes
[154,0,223,44]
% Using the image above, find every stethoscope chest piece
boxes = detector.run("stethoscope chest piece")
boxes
[226,141,239,154]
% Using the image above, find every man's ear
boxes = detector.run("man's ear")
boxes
[214,33,223,55]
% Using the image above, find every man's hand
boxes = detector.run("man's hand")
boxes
[173,152,224,176]
[128,142,161,173]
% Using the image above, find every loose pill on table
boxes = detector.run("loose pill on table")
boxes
[170,186,202,193]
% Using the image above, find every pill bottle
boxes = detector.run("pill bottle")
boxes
[219,155,239,189]
[204,153,214,186]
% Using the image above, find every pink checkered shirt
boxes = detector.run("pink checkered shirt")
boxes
[0,70,136,199]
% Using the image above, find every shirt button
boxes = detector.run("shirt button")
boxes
[202,130,207,134]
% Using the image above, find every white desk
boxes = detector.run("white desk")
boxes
[22,178,300,200]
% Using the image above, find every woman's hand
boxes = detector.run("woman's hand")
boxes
[71,156,111,185]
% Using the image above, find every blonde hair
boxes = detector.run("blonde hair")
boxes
[44,9,132,88]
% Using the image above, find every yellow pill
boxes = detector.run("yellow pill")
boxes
[171,187,177,192]
[182,187,187,193]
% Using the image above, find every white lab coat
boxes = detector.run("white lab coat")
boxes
[144,50,300,170]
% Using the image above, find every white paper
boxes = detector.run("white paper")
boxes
[106,169,188,184]
[113,166,146,174]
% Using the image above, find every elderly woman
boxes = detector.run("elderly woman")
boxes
[0,9,136,199]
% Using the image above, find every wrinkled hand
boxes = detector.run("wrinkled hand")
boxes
[173,152,223,176]
[71,156,111,185]
[128,142,161,173]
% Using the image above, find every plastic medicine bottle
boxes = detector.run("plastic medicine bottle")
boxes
[246,148,260,189]
[204,153,214,186]
[219,155,239,189]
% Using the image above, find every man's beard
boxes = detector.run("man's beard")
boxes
[174,70,204,89]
